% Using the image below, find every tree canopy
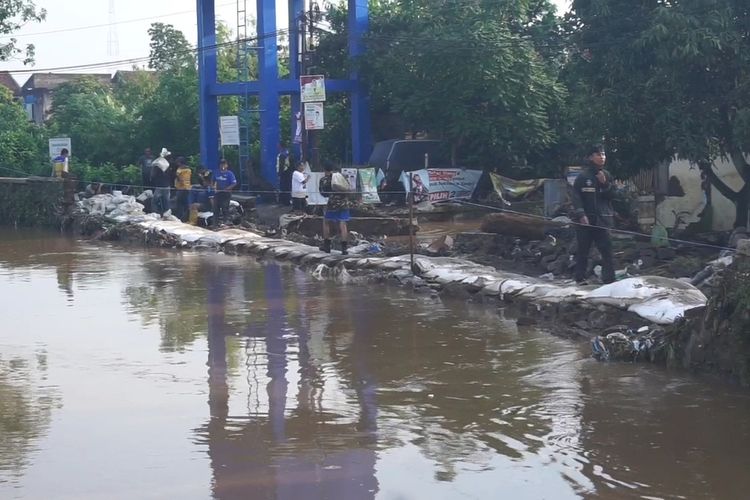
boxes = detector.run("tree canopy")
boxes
[567,0,750,225]
[0,0,45,64]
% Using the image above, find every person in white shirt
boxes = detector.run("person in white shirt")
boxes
[291,161,309,213]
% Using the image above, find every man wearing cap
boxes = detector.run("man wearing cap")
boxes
[571,144,616,284]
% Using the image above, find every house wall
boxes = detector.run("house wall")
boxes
[656,158,744,232]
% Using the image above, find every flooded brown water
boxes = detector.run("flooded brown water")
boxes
[1,229,750,500]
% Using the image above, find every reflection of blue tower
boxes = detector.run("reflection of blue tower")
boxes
[197,0,372,186]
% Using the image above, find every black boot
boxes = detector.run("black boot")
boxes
[320,239,331,253]
[341,241,348,255]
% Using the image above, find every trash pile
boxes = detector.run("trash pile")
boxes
[591,325,668,362]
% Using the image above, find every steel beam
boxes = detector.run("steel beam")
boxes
[197,0,219,171]
[256,0,280,187]
[349,0,372,164]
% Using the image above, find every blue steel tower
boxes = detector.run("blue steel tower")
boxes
[196,0,372,188]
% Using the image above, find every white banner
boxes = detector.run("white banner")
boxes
[220,116,240,146]
[358,168,381,204]
[300,75,326,103]
[304,103,325,130]
[48,137,71,159]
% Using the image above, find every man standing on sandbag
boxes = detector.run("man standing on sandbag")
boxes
[571,144,616,285]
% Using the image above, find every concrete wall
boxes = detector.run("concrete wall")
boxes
[657,157,745,231]
[0,177,67,227]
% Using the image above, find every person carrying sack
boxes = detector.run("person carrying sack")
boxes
[318,162,351,255]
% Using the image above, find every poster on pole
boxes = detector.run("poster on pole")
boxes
[358,168,381,204]
[300,75,326,103]
[220,116,240,146]
[304,103,325,130]
[48,137,71,159]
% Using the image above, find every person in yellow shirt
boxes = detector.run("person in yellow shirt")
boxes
[174,157,192,222]
[52,148,69,178]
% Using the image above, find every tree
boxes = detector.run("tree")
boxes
[147,23,194,71]
[567,0,750,226]
[0,0,45,64]
[0,86,46,175]
[48,77,135,167]
[360,0,566,167]
[139,23,200,158]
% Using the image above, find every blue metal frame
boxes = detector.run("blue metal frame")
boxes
[197,0,371,187]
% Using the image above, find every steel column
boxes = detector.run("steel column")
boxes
[257,0,280,187]
[197,0,219,171]
[349,0,372,164]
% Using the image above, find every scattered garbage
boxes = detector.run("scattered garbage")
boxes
[591,325,667,362]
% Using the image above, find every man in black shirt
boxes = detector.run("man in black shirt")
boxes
[570,144,616,284]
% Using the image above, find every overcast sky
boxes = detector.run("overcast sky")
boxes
[1,0,571,86]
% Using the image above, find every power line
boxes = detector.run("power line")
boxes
[0,28,291,74]
[0,1,237,40]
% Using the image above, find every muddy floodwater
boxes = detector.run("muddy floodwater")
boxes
[2,229,750,500]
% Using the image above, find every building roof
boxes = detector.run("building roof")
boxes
[0,71,21,96]
[21,72,112,91]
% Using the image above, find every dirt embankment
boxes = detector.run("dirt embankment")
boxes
[662,255,750,386]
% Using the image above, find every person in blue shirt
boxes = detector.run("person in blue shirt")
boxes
[189,170,216,215]
[214,159,237,220]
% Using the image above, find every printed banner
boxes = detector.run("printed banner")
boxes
[358,168,381,204]
[304,102,325,130]
[341,168,358,193]
[300,75,326,103]
[400,168,482,202]
[399,169,431,203]
[48,137,71,159]
[219,116,240,146]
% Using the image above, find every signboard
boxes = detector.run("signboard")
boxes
[358,168,381,204]
[220,116,240,146]
[424,168,483,202]
[300,75,326,103]
[304,103,325,130]
[293,111,303,144]
[48,137,71,159]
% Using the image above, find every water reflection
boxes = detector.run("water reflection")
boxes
[3,229,750,499]
[197,261,378,500]
[0,349,61,484]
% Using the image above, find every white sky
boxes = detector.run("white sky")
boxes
[1,0,571,86]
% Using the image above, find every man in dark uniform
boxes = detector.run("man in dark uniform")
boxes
[571,144,616,284]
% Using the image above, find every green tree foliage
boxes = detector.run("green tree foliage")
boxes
[360,0,566,167]
[147,22,194,71]
[0,86,46,175]
[0,0,45,64]
[566,0,750,226]
[48,77,134,167]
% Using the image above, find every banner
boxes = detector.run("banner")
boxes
[219,116,240,146]
[489,173,547,201]
[358,168,381,204]
[48,137,71,159]
[341,167,358,193]
[399,169,431,203]
[304,102,324,130]
[426,168,482,202]
[300,75,326,102]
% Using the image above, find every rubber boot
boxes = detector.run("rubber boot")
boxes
[341,241,349,255]
[320,239,331,253]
